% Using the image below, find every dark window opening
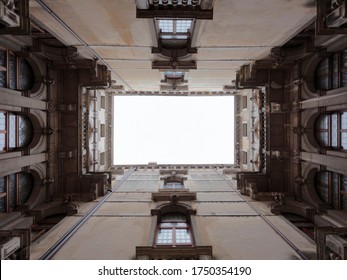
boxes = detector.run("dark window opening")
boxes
[315,171,347,210]
[315,49,347,90]
[0,172,34,214]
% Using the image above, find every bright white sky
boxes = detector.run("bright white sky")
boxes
[113,95,234,165]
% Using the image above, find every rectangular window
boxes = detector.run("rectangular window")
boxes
[242,123,247,137]
[242,151,247,164]
[100,96,106,109]
[242,96,248,109]
[100,124,106,138]
[157,18,193,40]
[100,152,105,165]
[162,182,183,189]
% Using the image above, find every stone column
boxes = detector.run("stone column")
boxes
[0,153,47,174]
[301,152,347,175]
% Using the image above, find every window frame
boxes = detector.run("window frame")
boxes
[315,111,347,151]
[0,46,34,91]
[154,213,194,247]
[315,171,347,211]
[155,18,194,41]
[162,181,184,189]
[0,172,33,214]
[0,111,33,153]
[315,49,347,90]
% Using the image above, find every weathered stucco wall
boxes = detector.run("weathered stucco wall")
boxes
[30,169,315,259]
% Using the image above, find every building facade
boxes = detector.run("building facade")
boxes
[0,0,347,260]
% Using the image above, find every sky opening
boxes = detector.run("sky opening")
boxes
[113,95,234,165]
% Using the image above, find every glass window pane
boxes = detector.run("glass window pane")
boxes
[8,174,16,210]
[332,54,339,89]
[159,19,173,32]
[162,214,186,221]
[18,173,33,205]
[0,134,5,152]
[331,113,338,147]
[342,196,347,211]
[18,115,33,147]
[8,54,17,90]
[175,229,191,244]
[161,34,188,39]
[316,172,329,203]
[156,229,173,244]
[9,114,16,148]
[0,50,5,67]
[166,71,184,78]
[343,50,347,87]
[0,112,5,130]
[316,58,330,90]
[0,176,5,193]
[18,58,34,91]
[342,112,347,129]
[176,20,192,33]
[342,176,347,192]
[0,50,6,88]
[164,182,183,189]
[0,197,5,213]
[332,173,339,209]
[0,71,5,88]
[342,132,347,149]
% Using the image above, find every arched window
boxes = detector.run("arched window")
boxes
[315,112,347,150]
[0,48,34,91]
[0,112,33,152]
[155,213,193,246]
[315,49,347,90]
[315,171,347,210]
[0,172,34,214]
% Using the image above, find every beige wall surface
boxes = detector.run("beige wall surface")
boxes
[30,169,316,260]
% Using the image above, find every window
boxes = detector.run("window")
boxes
[315,49,347,90]
[155,213,193,246]
[242,96,248,109]
[242,151,248,165]
[0,172,34,214]
[162,182,184,189]
[0,112,33,153]
[100,152,106,165]
[315,112,347,150]
[0,48,34,91]
[242,123,247,137]
[157,19,193,40]
[100,124,106,138]
[315,171,347,210]
[100,96,106,109]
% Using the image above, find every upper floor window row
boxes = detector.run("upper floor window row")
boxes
[315,48,347,90]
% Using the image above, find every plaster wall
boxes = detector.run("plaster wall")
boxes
[30,169,316,259]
